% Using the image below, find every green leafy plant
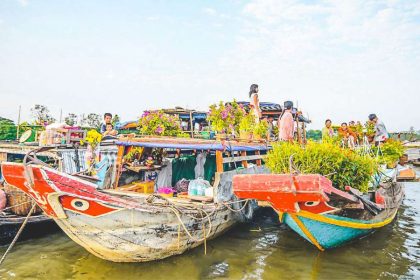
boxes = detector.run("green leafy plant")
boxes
[266,141,379,193]
[138,110,184,137]
[124,147,144,162]
[364,121,375,137]
[239,111,256,133]
[253,119,269,138]
[374,139,405,166]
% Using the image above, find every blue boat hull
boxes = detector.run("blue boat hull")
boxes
[283,213,375,249]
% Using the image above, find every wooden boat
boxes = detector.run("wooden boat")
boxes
[0,137,270,262]
[397,167,417,181]
[232,170,404,250]
[0,212,58,245]
[0,142,112,244]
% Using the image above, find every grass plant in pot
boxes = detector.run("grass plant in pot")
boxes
[266,141,379,193]
[238,112,255,140]
[253,119,269,140]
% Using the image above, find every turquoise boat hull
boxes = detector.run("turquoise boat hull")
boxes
[283,213,375,249]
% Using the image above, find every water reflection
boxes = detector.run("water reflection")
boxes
[0,184,419,279]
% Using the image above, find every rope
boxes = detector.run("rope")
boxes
[0,200,32,213]
[222,199,250,212]
[0,203,37,266]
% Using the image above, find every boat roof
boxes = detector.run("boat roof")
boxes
[116,137,269,152]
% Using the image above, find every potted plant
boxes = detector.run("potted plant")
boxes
[138,110,185,137]
[238,112,256,140]
[207,101,239,138]
[364,121,375,142]
[81,129,102,175]
[374,139,405,169]
[253,119,269,140]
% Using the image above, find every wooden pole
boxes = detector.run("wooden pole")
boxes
[189,111,194,138]
[296,119,301,144]
[241,151,248,168]
[16,105,21,140]
[216,150,223,173]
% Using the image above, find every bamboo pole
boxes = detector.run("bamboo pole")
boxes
[16,105,21,140]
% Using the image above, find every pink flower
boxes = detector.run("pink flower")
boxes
[155,125,164,134]
[221,110,228,120]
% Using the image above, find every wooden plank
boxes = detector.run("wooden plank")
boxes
[241,151,248,168]
[216,151,224,173]
[255,151,262,166]
[0,152,7,162]
[222,154,267,164]
[113,145,126,188]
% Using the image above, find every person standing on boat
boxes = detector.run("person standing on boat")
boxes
[338,122,356,149]
[278,101,294,143]
[368,114,389,145]
[322,119,334,141]
[249,84,262,123]
[100,113,118,136]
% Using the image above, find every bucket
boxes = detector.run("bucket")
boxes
[3,183,42,216]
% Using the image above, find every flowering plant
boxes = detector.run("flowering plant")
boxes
[80,129,102,175]
[207,100,246,134]
[81,129,102,149]
[138,110,183,136]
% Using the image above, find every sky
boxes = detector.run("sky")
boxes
[0,0,419,131]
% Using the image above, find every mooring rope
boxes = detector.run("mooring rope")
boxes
[0,200,33,213]
[0,203,37,266]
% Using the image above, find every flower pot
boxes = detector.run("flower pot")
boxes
[239,131,251,140]
[216,133,227,140]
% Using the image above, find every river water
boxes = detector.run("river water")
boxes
[0,179,419,279]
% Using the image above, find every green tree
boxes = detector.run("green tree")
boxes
[0,117,17,140]
[64,113,78,126]
[30,104,55,125]
[82,113,101,129]
[111,114,120,126]
[306,129,322,141]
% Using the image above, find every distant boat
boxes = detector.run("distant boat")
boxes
[233,171,404,250]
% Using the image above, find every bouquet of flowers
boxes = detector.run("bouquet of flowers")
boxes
[81,129,102,175]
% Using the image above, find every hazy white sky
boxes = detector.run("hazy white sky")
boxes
[0,0,419,131]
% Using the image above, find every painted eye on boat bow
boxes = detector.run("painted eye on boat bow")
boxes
[70,199,90,211]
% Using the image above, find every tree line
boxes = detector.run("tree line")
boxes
[0,104,119,141]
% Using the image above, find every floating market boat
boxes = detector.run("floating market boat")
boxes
[232,169,404,250]
[1,137,270,262]
[397,167,418,182]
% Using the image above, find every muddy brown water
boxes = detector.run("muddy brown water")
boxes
[0,177,419,279]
